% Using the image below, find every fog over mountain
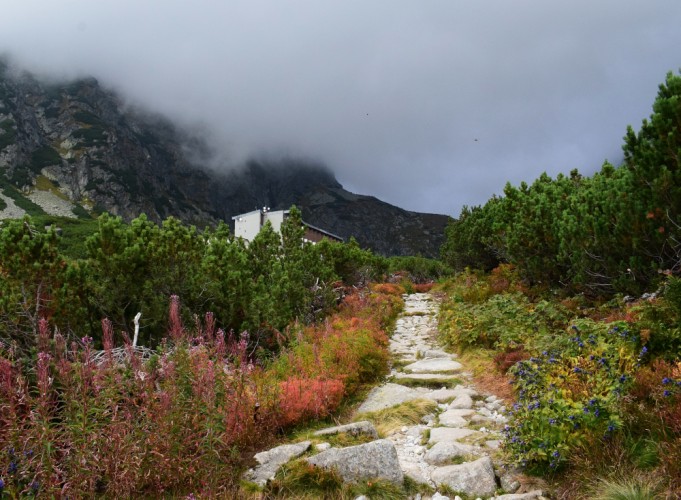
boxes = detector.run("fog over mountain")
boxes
[1,1,680,215]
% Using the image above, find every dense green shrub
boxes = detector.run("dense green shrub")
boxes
[440,71,681,297]
[504,319,640,470]
[0,119,16,149]
[387,255,452,283]
[30,146,62,170]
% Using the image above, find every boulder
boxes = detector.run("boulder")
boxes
[245,441,311,487]
[306,439,403,485]
[431,456,497,498]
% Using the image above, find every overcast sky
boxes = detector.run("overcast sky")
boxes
[1,1,680,216]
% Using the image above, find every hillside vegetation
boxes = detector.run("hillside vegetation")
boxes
[441,71,681,297]
[438,71,681,497]
[0,201,447,496]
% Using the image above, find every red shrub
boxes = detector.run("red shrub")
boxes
[370,283,406,296]
[413,283,434,293]
[277,377,345,428]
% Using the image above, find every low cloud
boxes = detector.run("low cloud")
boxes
[1,1,680,215]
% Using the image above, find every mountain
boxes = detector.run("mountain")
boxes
[0,60,449,257]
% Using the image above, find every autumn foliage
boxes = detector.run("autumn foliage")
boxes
[0,288,400,497]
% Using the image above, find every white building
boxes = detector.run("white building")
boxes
[232,208,343,244]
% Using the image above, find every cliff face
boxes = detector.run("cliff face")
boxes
[0,61,449,257]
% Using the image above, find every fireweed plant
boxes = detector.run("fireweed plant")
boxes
[0,289,401,497]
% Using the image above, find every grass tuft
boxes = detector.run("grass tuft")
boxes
[265,460,345,498]
[591,477,661,500]
[355,399,437,436]
[392,376,462,389]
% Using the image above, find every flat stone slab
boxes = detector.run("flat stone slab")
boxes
[394,373,460,380]
[403,358,463,374]
[424,441,482,465]
[428,427,476,445]
[416,348,454,359]
[313,421,378,439]
[431,456,497,498]
[493,491,545,500]
[444,408,475,418]
[245,441,311,486]
[307,439,403,485]
[438,410,469,427]
[356,383,427,413]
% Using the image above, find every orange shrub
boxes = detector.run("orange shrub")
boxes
[277,377,345,427]
[370,283,406,296]
[413,283,434,293]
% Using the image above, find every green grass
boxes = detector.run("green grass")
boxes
[591,477,660,500]
[73,126,107,145]
[30,146,62,173]
[391,376,462,389]
[262,459,413,499]
[0,119,17,149]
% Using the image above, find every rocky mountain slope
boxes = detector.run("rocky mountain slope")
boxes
[0,60,449,257]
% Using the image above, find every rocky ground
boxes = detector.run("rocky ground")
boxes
[0,188,77,220]
[245,293,549,499]
[0,192,25,219]
[26,189,77,218]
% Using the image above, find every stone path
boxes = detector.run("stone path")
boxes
[245,293,547,499]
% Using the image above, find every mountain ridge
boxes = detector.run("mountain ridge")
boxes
[0,61,449,257]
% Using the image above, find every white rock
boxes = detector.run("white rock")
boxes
[428,427,477,445]
[424,441,481,465]
[403,358,463,374]
[245,441,311,487]
[431,457,497,498]
[306,439,404,485]
[438,410,469,428]
[449,394,474,409]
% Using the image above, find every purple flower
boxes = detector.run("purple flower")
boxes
[0,478,4,490]
[664,390,672,397]
[662,377,672,385]
[619,375,627,383]
[8,461,17,474]
[549,418,557,425]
